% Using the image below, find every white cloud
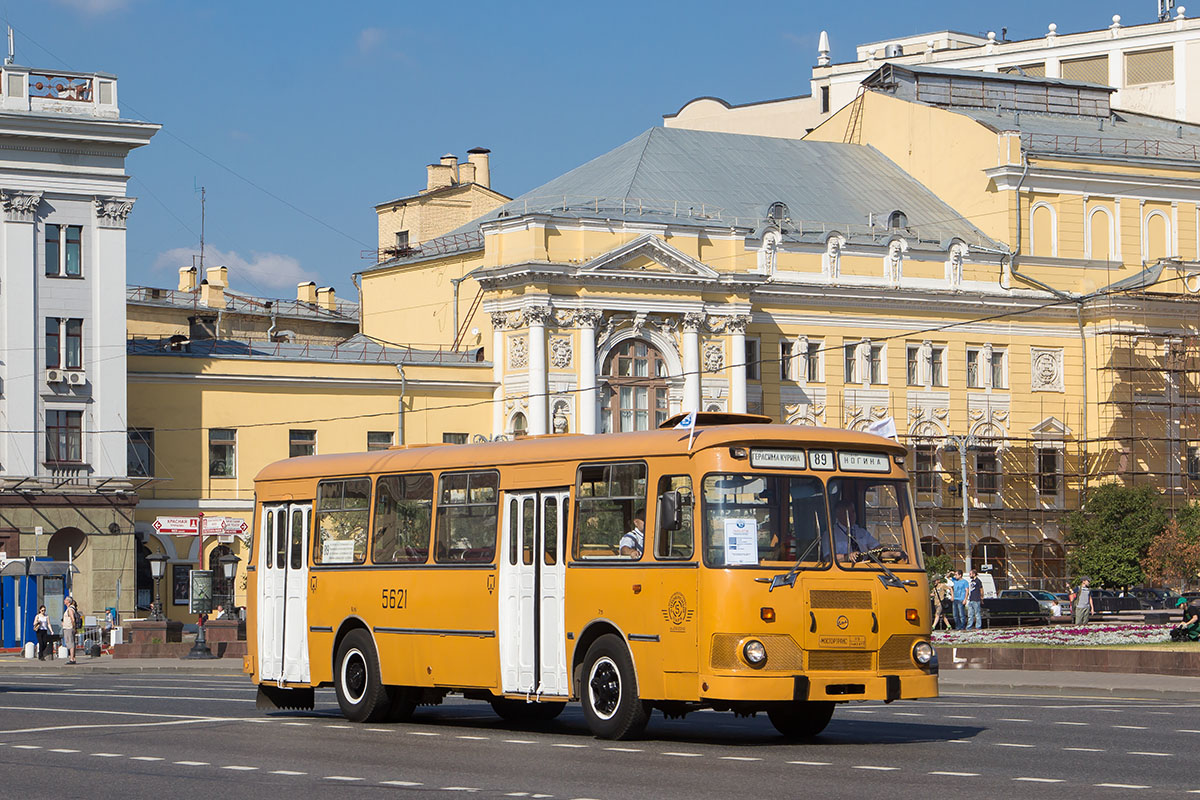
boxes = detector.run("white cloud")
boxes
[50,0,133,14]
[154,246,319,292]
[357,27,386,56]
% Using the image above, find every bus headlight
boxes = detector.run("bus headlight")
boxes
[912,641,934,665]
[743,639,767,667]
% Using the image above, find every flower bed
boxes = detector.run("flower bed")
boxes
[932,623,1171,647]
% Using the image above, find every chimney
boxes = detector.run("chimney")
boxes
[467,147,491,189]
[439,153,459,174]
[178,266,197,292]
[316,286,337,310]
[188,315,218,342]
[297,281,317,304]
[206,265,228,288]
[426,163,455,192]
[458,161,477,184]
[200,278,226,309]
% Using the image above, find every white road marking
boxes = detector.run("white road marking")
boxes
[945,715,976,719]
[1054,721,1088,726]
[1113,725,1148,730]
[787,761,831,766]
[457,736,489,740]
[324,776,363,781]
[1014,777,1063,783]
[408,731,440,737]
[504,794,529,797]
[995,743,1034,748]
[222,765,259,771]
[1180,730,1200,734]
[947,739,972,744]
[1063,747,1105,752]
[325,725,350,729]
[552,743,588,748]
[175,761,210,766]
[440,788,479,792]
[845,709,876,713]
[998,718,1031,722]
[10,745,40,750]
[720,756,762,762]
[605,747,642,752]
[662,752,702,757]
[853,766,899,771]
[1129,751,1172,757]
[893,712,923,717]
[91,753,123,757]
[49,749,80,753]
[367,728,392,733]
[503,739,536,744]
[929,771,978,777]
[130,756,164,761]
[381,781,423,787]
[1095,784,1149,789]
[271,770,305,776]
[281,722,309,727]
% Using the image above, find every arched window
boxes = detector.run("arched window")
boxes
[510,412,528,438]
[888,210,908,230]
[767,201,789,230]
[600,339,669,433]
[1030,203,1056,257]
[208,544,234,610]
[920,536,945,559]
[1146,210,1171,262]
[972,537,1007,589]
[1031,539,1065,587]
[1088,206,1114,262]
[47,527,87,561]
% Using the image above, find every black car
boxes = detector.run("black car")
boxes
[1130,587,1181,609]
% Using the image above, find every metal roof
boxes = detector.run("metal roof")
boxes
[127,333,486,366]
[410,127,1001,255]
[867,62,1115,92]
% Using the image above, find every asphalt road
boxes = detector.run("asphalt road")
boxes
[2,672,1199,799]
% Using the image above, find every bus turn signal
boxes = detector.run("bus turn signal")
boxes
[761,607,775,622]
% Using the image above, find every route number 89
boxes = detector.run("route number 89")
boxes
[381,588,407,609]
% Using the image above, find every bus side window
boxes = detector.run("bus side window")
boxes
[372,473,433,564]
[574,462,647,560]
[435,470,498,563]
[313,478,371,565]
[655,475,693,560]
[274,507,287,569]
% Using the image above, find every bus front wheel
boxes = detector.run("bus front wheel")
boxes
[580,634,649,740]
[334,630,390,723]
[767,701,835,739]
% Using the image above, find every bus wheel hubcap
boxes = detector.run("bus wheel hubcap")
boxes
[589,657,620,720]
[342,649,367,704]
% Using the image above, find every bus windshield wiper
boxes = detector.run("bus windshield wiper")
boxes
[758,535,824,592]
[854,546,915,590]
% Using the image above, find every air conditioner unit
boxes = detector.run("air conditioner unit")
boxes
[45,369,64,384]
[66,371,86,386]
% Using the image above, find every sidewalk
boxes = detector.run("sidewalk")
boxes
[938,667,1200,701]
[0,653,243,675]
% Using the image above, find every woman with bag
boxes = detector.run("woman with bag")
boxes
[61,597,79,664]
[33,605,52,660]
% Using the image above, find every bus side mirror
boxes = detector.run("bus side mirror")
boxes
[659,490,683,532]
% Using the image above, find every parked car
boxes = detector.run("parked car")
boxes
[1129,587,1182,609]
[999,588,1059,616]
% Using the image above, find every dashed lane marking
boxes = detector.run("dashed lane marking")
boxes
[457,736,489,740]
[929,771,979,777]
[945,715,976,719]
[91,753,122,758]
[281,722,309,727]
[1129,751,1172,757]
[440,788,480,792]
[997,718,1030,722]
[893,712,923,717]
[605,747,642,752]
[408,731,440,737]
[1054,721,1088,725]
[175,761,210,766]
[381,781,423,787]
[1095,784,1150,790]
[10,745,40,750]
[947,739,972,744]
[503,739,536,744]
[49,749,79,753]
[852,766,899,771]
[995,743,1035,748]
[787,761,831,766]
[130,756,164,761]
[1063,747,1105,752]
[324,776,363,781]
[552,743,588,748]
[367,728,392,733]
[1179,730,1200,734]
[1113,725,1148,730]
[270,770,305,776]
[222,765,259,771]
[325,725,350,729]
[1014,778,1064,783]
[662,752,702,757]
[720,756,762,762]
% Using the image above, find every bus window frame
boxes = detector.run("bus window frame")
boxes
[312,476,372,566]
[827,475,923,573]
[654,473,695,561]
[433,468,500,564]
[371,472,435,566]
[572,460,649,562]
[699,470,833,571]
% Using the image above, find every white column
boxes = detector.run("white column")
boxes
[577,309,601,434]
[0,191,42,476]
[527,305,550,436]
[729,315,749,414]
[682,312,704,414]
[93,197,134,477]
[490,312,506,438]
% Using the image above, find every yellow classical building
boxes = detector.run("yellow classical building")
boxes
[357,65,1200,590]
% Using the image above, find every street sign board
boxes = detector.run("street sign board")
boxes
[189,569,213,614]
[200,516,249,536]
[152,516,200,535]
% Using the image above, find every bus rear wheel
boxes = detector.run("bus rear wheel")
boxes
[334,629,390,723]
[767,701,835,739]
[490,697,566,723]
[580,634,649,740]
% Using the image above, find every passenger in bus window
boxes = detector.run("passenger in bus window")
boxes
[832,500,878,558]
[619,510,645,558]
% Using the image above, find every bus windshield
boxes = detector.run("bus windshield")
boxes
[827,477,917,568]
[701,474,830,567]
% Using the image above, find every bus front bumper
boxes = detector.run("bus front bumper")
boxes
[699,672,938,704]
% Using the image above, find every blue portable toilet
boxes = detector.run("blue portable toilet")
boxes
[0,559,72,648]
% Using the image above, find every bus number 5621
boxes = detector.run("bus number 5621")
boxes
[381,588,406,609]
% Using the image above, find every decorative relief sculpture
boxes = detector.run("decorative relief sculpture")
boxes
[758,230,780,274]
[886,239,906,285]
[509,336,528,369]
[784,401,826,426]
[94,196,135,229]
[549,336,573,369]
[575,308,604,329]
[490,311,509,330]
[524,304,552,327]
[703,342,724,373]
[682,312,707,332]
[947,242,967,288]
[1030,347,1064,392]
[824,235,843,281]
[1,190,43,223]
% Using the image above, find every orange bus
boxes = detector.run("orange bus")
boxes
[246,414,937,739]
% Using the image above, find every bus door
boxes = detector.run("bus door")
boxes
[499,489,570,697]
[257,503,311,685]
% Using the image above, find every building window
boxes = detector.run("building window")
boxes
[367,431,393,451]
[888,210,908,230]
[914,445,937,494]
[209,429,236,478]
[906,344,921,386]
[990,348,1007,389]
[289,429,316,458]
[930,346,946,387]
[966,349,981,388]
[843,343,858,384]
[45,224,82,277]
[869,344,884,385]
[1187,445,1200,480]
[975,446,999,494]
[395,230,409,250]
[600,339,669,433]
[65,319,82,369]
[1037,448,1060,497]
[806,340,823,383]
[443,432,468,445]
[45,410,83,464]
[820,85,830,114]
[780,340,794,381]
[745,338,760,381]
[127,428,154,477]
[46,318,60,369]
[46,318,83,370]
[511,412,528,438]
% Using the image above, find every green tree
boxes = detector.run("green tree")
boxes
[1064,482,1166,588]
[1140,519,1200,590]
[925,552,952,580]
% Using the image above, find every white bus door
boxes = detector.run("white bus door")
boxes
[257,503,311,685]
[499,489,569,697]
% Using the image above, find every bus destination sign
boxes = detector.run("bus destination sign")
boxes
[837,451,891,473]
[750,449,806,470]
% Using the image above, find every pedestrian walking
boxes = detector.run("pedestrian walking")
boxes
[966,569,984,630]
[931,576,950,630]
[62,597,80,664]
[951,570,968,629]
[1073,577,1095,625]
[33,605,52,660]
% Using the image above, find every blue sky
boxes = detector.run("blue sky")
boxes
[16,1,1162,312]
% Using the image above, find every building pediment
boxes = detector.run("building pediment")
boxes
[1030,415,1071,439]
[577,234,719,280]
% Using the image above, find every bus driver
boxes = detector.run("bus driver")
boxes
[832,500,878,558]
[619,511,645,558]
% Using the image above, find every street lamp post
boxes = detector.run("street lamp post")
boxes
[219,554,240,614]
[943,434,979,573]
[147,554,168,622]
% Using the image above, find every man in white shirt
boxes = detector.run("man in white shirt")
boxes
[619,511,645,558]
[832,501,878,558]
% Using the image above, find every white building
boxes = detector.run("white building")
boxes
[666,8,1200,137]
[0,61,158,622]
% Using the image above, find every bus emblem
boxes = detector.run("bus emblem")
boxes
[663,592,693,629]
[836,615,850,630]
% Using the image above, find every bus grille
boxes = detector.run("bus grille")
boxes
[809,590,873,609]
[878,634,923,671]
[710,633,804,671]
[807,650,873,671]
